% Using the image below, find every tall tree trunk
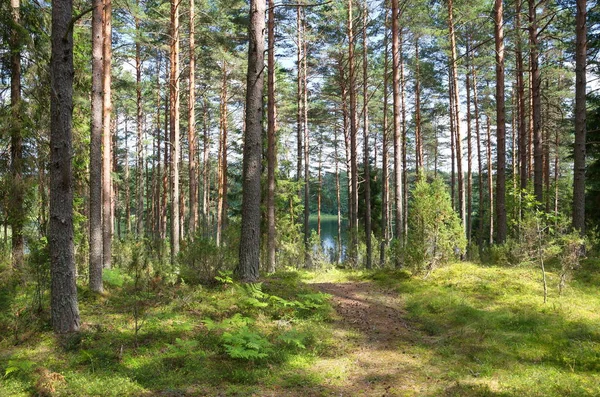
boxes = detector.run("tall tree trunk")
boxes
[303,15,311,267]
[136,9,144,237]
[217,61,228,246]
[449,66,456,209]
[188,0,198,237]
[154,55,162,240]
[202,95,210,229]
[161,92,169,241]
[573,0,587,232]
[89,0,103,292]
[495,0,507,243]
[391,0,403,266]
[414,38,423,176]
[170,0,180,264]
[465,38,473,251]
[296,3,303,195]
[348,0,359,265]
[400,31,408,241]
[9,0,24,270]
[335,126,342,263]
[473,67,484,249]
[516,0,528,193]
[486,115,494,245]
[102,0,113,269]
[529,0,543,203]
[380,10,389,266]
[50,0,81,333]
[267,0,277,272]
[124,117,131,234]
[362,0,372,269]
[237,0,265,282]
[448,0,465,230]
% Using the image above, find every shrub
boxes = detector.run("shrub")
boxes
[403,177,466,274]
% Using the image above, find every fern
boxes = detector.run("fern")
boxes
[222,327,272,360]
[4,359,35,378]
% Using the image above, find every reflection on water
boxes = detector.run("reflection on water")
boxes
[308,216,348,263]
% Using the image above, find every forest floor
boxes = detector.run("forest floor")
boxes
[1,262,600,396]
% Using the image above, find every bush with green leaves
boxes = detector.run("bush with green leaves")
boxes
[403,177,466,274]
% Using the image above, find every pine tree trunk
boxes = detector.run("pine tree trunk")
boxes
[465,38,473,251]
[495,0,507,243]
[414,38,423,176]
[89,0,103,292]
[267,0,277,272]
[154,55,162,240]
[380,9,389,266]
[124,117,131,234]
[486,115,494,245]
[348,0,359,265]
[335,127,342,263]
[400,31,408,241]
[573,0,587,232]
[50,0,81,333]
[362,0,372,269]
[170,0,180,264]
[9,0,24,270]
[188,0,198,237]
[529,0,543,204]
[217,61,228,247]
[303,15,311,267]
[391,0,403,266]
[237,0,265,282]
[202,96,210,230]
[102,0,113,269]
[516,0,528,193]
[448,0,465,230]
[136,10,144,237]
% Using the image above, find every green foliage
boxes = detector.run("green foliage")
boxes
[403,177,466,274]
[179,232,238,284]
[102,268,128,288]
[276,329,307,349]
[214,270,234,285]
[222,327,273,360]
[4,359,35,378]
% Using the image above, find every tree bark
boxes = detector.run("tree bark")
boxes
[9,0,24,270]
[89,0,103,292]
[516,0,528,193]
[380,9,389,266]
[237,0,265,282]
[392,0,403,266]
[573,0,587,232]
[529,0,543,203]
[414,38,423,176]
[50,0,81,333]
[188,0,198,237]
[362,0,372,269]
[348,0,359,265]
[267,0,277,272]
[495,0,507,243]
[136,7,144,237]
[202,95,210,230]
[465,38,473,251]
[448,0,465,231]
[486,115,494,245]
[102,0,113,269]
[170,0,180,264]
[217,61,228,247]
[302,14,310,267]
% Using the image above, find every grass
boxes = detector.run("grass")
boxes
[364,261,600,396]
[1,259,599,396]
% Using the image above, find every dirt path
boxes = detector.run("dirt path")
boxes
[297,281,430,397]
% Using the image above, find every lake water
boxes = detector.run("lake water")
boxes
[308,216,348,263]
